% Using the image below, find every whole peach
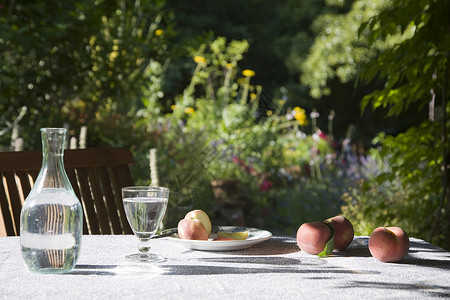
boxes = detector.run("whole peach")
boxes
[177,218,209,240]
[369,227,410,262]
[184,209,212,236]
[324,215,354,250]
[296,222,333,255]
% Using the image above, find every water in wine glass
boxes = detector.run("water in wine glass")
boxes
[123,197,168,239]
[122,186,169,263]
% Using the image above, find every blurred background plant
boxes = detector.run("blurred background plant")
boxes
[0,0,170,150]
[134,36,348,230]
[342,121,445,246]
[1,0,448,248]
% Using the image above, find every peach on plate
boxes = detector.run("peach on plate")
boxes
[177,209,212,240]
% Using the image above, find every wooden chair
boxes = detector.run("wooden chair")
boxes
[0,148,134,236]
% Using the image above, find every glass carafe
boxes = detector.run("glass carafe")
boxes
[20,128,83,274]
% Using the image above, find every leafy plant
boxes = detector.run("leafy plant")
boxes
[302,0,450,249]
[0,0,170,148]
[358,0,449,249]
[136,37,343,229]
[342,126,443,245]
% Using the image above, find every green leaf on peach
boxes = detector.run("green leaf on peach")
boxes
[318,222,335,257]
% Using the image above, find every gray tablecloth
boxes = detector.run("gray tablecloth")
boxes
[1,235,449,299]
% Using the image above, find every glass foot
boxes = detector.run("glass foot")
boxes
[125,253,166,263]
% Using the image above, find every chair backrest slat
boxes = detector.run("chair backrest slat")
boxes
[110,166,133,232]
[0,148,135,236]
[66,168,89,235]
[0,175,16,236]
[76,167,101,234]
[98,166,123,234]
[88,166,112,234]
[3,172,22,234]
[16,171,32,200]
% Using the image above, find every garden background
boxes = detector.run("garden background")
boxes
[1,0,449,249]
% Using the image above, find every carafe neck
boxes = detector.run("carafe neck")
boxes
[37,128,71,189]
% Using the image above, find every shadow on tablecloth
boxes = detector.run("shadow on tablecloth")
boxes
[336,237,450,270]
[235,236,300,255]
[68,264,118,276]
[159,263,378,276]
[336,280,450,298]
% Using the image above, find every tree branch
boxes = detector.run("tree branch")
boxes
[0,106,27,136]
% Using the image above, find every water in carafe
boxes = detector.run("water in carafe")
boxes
[20,128,83,274]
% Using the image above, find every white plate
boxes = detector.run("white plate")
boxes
[170,226,272,251]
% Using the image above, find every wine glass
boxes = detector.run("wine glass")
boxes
[122,186,169,263]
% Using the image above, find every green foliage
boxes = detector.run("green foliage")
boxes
[301,0,391,99]
[6,0,448,245]
[166,1,351,109]
[343,123,444,244]
[360,0,449,117]
[136,37,339,228]
[298,0,427,142]
[303,0,450,248]
[358,0,450,248]
[266,176,346,236]
[0,0,169,148]
[2,0,396,150]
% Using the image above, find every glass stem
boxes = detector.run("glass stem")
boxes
[138,238,151,253]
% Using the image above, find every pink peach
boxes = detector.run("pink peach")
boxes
[184,209,212,236]
[177,218,209,240]
[324,215,354,250]
[369,226,410,262]
[296,222,333,255]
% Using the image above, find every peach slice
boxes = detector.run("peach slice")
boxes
[217,230,249,240]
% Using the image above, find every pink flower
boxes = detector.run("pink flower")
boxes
[232,156,245,166]
[317,130,327,140]
[259,179,273,191]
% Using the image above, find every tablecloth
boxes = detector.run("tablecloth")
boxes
[1,235,449,299]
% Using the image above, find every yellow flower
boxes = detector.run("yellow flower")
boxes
[250,93,257,99]
[155,29,164,36]
[295,113,307,126]
[171,105,177,110]
[293,106,307,126]
[109,51,119,62]
[185,107,194,114]
[266,110,273,116]
[242,69,255,77]
[194,56,206,64]
[296,116,307,126]
[89,36,96,46]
